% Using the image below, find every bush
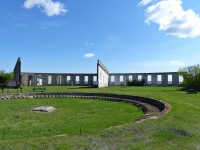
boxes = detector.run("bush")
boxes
[127,79,145,86]
[178,64,200,91]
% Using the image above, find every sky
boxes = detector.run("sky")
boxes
[0,0,200,73]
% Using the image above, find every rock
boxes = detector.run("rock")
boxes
[32,106,56,113]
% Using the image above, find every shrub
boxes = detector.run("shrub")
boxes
[178,64,200,91]
[127,79,145,86]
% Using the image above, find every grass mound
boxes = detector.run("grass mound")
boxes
[0,98,143,140]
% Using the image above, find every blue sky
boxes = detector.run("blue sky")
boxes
[0,0,200,73]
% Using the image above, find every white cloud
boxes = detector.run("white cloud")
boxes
[24,0,67,17]
[169,60,185,66]
[138,0,153,6]
[84,53,95,58]
[144,0,200,38]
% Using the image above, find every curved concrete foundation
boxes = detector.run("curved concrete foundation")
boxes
[0,92,171,122]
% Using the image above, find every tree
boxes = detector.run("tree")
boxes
[0,70,13,93]
[178,64,200,91]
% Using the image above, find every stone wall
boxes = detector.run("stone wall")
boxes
[12,57,21,88]
[21,72,182,87]
[109,72,181,86]
[97,60,109,88]
[21,72,97,86]
[18,58,182,87]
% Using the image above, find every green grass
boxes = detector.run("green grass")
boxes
[0,97,142,140]
[1,86,200,149]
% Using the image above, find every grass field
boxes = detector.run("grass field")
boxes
[0,98,142,140]
[1,86,200,149]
